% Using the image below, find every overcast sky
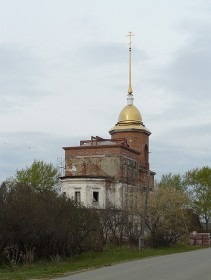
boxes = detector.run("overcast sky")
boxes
[0,0,211,182]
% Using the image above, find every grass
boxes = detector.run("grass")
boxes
[0,245,207,280]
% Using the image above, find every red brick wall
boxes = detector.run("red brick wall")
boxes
[110,131,149,168]
[64,145,140,160]
[62,130,154,189]
[63,145,143,184]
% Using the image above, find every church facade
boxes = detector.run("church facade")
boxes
[60,33,155,209]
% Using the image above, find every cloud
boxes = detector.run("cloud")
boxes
[147,20,211,178]
[1,2,211,183]
[148,19,211,128]
[162,19,211,99]
[164,49,211,100]
[0,131,82,181]
[0,45,46,112]
[151,123,211,179]
[80,43,148,65]
[61,42,149,73]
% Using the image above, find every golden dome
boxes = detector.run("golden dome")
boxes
[109,34,151,135]
[118,104,142,124]
[109,94,151,135]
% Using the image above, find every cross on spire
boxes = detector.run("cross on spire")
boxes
[126,31,135,48]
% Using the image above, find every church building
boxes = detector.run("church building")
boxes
[60,32,155,209]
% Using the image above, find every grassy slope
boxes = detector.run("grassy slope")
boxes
[0,245,207,280]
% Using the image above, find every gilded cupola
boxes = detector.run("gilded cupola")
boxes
[109,32,150,135]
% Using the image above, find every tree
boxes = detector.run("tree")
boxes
[0,182,100,264]
[9,160,59,192]
[145,187,191,247]
[184,166,211,231]
[98,205,129,245]
[134,185,191,247]
[158,173,185,192]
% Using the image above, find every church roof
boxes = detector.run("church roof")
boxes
[109,94,151,135]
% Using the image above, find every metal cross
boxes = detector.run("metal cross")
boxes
[126,31,135,47]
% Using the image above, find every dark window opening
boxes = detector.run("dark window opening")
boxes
[93,191,99,203]
[75,191,81,203]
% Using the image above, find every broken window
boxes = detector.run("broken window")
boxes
[93,191,99,203]
[75,191,81,203]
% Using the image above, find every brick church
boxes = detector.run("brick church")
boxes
[60,33,155,208]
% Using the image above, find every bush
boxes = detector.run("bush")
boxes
[0,182,99,264]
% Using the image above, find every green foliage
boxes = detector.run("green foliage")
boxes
[145,187,191,247]
[158,173,185,191]
[184,166,211,230]
[1,160,210,273]
[9,160,59,192]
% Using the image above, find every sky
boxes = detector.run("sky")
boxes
[0,0,211,182]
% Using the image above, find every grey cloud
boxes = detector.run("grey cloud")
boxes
[63,42,149,72]
[148,20,211,137]
[164,48,211,99]
[0,131,81,181]
[161,123,211,148]
[0,46,40,77]
[150,122,211,179]
[78,43,149,66]
[0,45,46,111]
[0,45,42,90]
[151,140,211,180]
[161,21,211,100]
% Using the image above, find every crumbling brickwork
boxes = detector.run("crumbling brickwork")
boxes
[111,130,149,168]
[61,133,155,208]
[63,143,148,186]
